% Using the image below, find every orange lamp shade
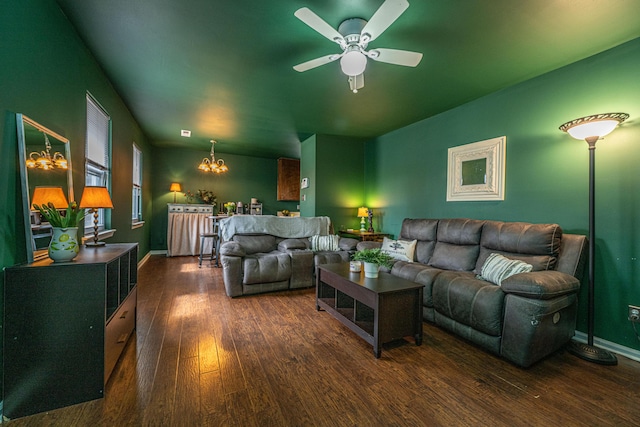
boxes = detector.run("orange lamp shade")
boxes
[79,186,114,209]
[170,182,182,192]
[31,186,69,210]
[357,207,369,218]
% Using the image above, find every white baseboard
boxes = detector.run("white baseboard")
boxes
[574,331,640,363]
[138,251,151,267]
[149,250,167,256]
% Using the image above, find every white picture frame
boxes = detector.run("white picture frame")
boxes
[446,136,506,201]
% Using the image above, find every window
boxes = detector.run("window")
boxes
[132,143,143,226]
[85,93,111,233]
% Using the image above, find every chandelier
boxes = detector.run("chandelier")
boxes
[198,140,228,174]
[25,133,68,170]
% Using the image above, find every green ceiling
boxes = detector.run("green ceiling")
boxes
[56,0,640,158]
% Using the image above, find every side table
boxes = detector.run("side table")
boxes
[340,230,390,242]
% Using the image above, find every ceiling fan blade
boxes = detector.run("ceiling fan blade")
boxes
[293,53,341,72]
[368,48,423,67]
[361,0,409,43]
[295,8,344,45]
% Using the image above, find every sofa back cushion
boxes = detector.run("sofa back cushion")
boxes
[233,234,277,254]
[474,221,562,273]
[400,219,438,264]
[428,219,485,271]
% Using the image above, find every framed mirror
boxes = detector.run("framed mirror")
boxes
[17,113,74,263]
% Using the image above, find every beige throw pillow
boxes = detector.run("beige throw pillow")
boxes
[381,237,417,262]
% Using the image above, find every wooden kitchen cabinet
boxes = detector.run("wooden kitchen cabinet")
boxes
[277,157,300,201]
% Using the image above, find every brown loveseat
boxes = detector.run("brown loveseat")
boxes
[358,218,587,367]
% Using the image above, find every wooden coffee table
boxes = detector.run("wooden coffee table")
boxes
[316,263,423,358]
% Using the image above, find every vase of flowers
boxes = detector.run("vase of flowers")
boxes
[33,202,86,262]
[224,201,236,215]
[197,189,217,206]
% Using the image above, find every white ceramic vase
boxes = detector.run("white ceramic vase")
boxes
[49,227,80,262]
[363,262,379,278]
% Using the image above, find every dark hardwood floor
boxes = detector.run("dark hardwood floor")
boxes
[7,255,640,426]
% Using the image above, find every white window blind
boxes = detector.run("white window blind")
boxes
[85,93,111,233]
[132,143,142,221]
[86,94,110,168]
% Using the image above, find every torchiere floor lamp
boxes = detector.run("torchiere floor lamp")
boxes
[559,112,629,365]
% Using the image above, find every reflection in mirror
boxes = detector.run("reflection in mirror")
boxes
[17,114,74,263]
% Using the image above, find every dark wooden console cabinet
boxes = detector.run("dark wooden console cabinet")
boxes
[3,243,138,419]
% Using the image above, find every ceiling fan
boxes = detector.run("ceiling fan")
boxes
[293,0,423,93]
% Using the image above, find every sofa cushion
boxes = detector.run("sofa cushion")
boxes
[314,251,351,266]
[338,237,359,251]
[242,252,292,285]
[392,261,444,308]
[428,219,484,271]
[433,271,505,337]
[400,219,438,264]
[278,238,309,251]
[475,221,562,273]
[381,237,417,262]
[233,234,276,254]
[478,253,533,286]
[309,234,340,251]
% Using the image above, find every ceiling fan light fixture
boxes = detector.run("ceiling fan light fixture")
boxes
[340,50,367,76]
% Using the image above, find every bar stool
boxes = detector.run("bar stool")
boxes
[199,217,220,267]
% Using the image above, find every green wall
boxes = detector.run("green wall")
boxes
[300,135,317,218]
[0,0,154,263]
[149,146,299,250]
[300,134,366,231]
[1,0,155,399]
[366,37,640,350]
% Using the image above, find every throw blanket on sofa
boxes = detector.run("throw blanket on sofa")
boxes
[219,215,331,241]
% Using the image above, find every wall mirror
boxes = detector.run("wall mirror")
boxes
[17,113,74,263]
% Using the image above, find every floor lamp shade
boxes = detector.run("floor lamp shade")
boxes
[559,112,628,365]
[31,186,68,210]
[79,186,114,247]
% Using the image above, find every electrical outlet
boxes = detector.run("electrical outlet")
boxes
[629,305,640,322]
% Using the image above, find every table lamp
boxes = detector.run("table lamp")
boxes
[358,207,369,232]
[31,186,69,210]
[79,186,114,247]
[170,182,181,203]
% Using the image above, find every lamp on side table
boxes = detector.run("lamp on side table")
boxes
[80,186,114,247]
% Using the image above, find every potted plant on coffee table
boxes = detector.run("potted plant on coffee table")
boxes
[352,248,395,278]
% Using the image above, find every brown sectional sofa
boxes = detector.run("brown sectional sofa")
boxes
[359,218,587,367]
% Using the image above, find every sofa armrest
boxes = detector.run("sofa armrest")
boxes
[338,237,359,251]
[220,241,246,257]
[356,241,382,251]
[221,255,243,297]
[500,271,580,300]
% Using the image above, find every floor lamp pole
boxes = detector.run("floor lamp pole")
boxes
[567,137,617,365]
